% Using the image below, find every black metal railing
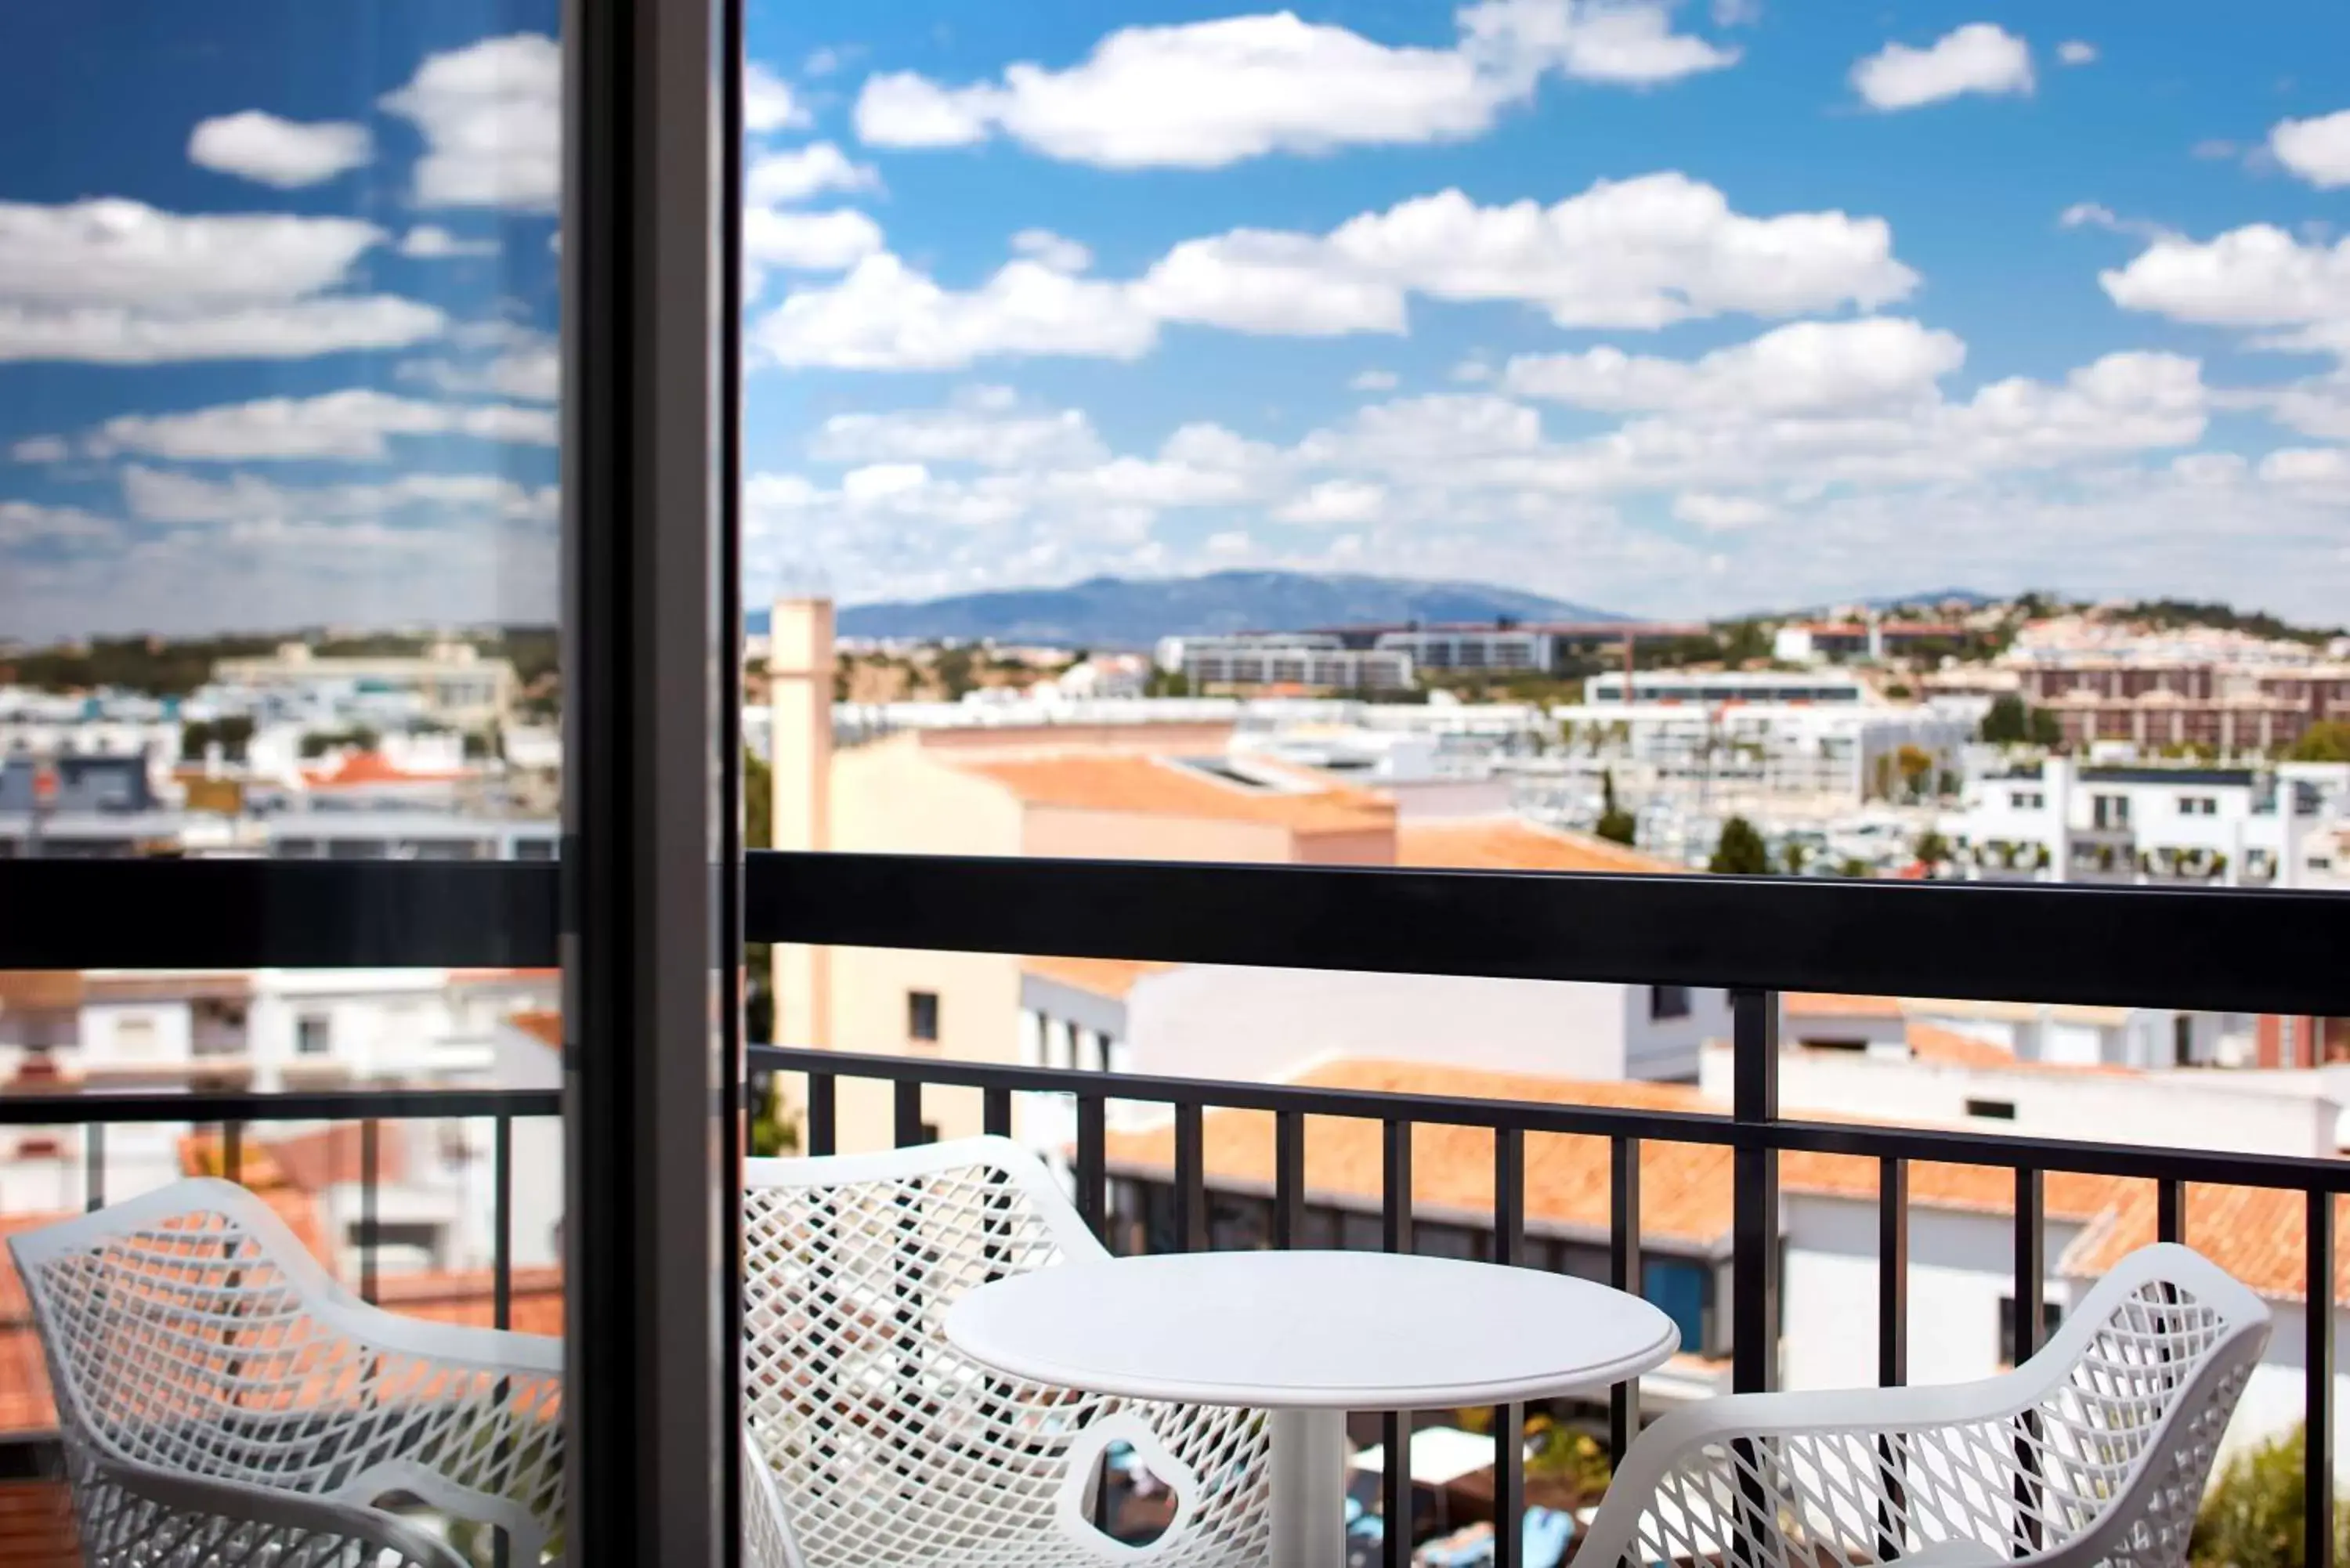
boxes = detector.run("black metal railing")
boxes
[747,850,2350,1568]
[9,849,2350,1567]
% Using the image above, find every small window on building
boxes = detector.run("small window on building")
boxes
[1998,1296,2063,1365]
[908,990,940,1042]
[1649,985,1692,1021]
[2173,1014,2195,1068]
[1965,1097,2017,1120]
[295,1013,332,1056]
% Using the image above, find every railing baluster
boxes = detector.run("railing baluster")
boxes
[2013,1166,2045,1556]
[1272,1109,1304,1249]
[494,1112,514,1568]
[1383,1118,1414,1568]
[360,1118,379,1305]
[1173,1102,1206,1252]
[982,1086,1012,1139]
[84,1123,103,1212]
[1494,1128,1526,1568]
[1076,1094,1106,1243]
[1731,988,1780,1394]
[2159,1178,2187,1246]
[2310,1190,2335,1568]
[1611,1135,1643,1466]
[893,1079,924,1147]
[1878,1157,1910,1560]
[806,1071,836,1157]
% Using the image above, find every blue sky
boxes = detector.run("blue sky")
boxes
[4,2,2348,638]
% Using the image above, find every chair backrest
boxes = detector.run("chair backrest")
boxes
[741,1137,1116,1568]
[1582,1242,2272,1568]
[9,1178,564,1563]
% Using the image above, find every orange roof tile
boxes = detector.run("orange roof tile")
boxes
[302,751,467,788]
[1903,1022,2018,1068]
[508,1010,563,1049]
[1022,956,1179,999]
[1784,992,1905,1020]
[954,752,1394,834]
[1396,818,1686,876]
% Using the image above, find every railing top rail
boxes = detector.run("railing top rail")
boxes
[0,1086,562,1125]
[751,1045,2350,1194]
[748,851,2350,1016]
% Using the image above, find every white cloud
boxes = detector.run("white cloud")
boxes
[0,500,114,544]
[1011,229,1093,273]
[188,111,372,188]
[2102,225,2350,336]
[804,47,849,79]
[381,34,562,210]
[744,208,884,276]
[2058,203,2168,243]
[743,63,812,134]
[2055,41,2098,67]
[754,253,1157,370]
[0,199,381,305]
[120,463,553,527]
[0,298,446,364]
[1711,0,1762,24]
[9,435,70,464]
[399,225,498,259]
[1274,479,1386,525]
[1851,23,2034,112]
[2271,110,2350,191]
[1348,369,1401,392]
[810,393,1108,468]
[2258,446,2350,493]
[1503,317,1965,415]
[1205,529,1255,556]
[1672,491,1776,530]
[854,1,1736,169]
[81,388,555,461]
[403,328,559,401]
[745,142,879,205]
[754,174,1911,369]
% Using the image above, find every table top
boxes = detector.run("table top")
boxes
[942,1250,1679,1411]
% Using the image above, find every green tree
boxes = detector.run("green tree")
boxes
[1980,695,2028,744]
[743,747,775,1046]
[1595,770,1638,847]
[1838,856,1872,879]
[1914,830,1953,869]
[1895,743,1935,800]
[2289,721,2350,763]
[2029,707,2064,748]
[1781,840,1810,876]
[2194,1422,2350,1568]
[1709,816,1772,875]
[748,1075,799,1158]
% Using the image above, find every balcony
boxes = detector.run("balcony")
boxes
[4,851,2347,1566]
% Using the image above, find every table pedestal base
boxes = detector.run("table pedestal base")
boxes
[1269,1407,1350,1567]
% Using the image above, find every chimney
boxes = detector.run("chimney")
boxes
[768,598,833,1050]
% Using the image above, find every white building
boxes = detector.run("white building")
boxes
[210,641,519,727]
[1154,634,1415,693]
[1941,757,2345,887]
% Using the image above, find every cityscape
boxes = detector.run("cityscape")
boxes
[3,2,2349,1565]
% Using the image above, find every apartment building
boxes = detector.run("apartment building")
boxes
[1773,620,1972,664]
[211,641,519,728]
[1153,633,1415,693]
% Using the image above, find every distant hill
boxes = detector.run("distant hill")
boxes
[788,572,1624,649]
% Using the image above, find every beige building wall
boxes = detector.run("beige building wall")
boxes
[768,600,834,1053]
[1021,806,1294,865]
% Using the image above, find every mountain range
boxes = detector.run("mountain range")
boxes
[771,572,1625,649]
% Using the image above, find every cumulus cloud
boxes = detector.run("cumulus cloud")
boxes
[0,500,115,544]
[188,112,372,188]
[808,390,1109,468]
[756,174,1914,370]
[1274,479,1386,525]
[754,253,1158,369]
[1673,491,1777,530]
[2101,226,2350,349]
[381,34,561,210]
[403,327,559,401]
[1011,229,1094,273]
[746,142,880,205]
[1349,369,1401,392]
[853,1,1737,168]
[120,463,553,527]
[76,388,550,461]
[2271,110,2350,191]
[1851,23,2034,111]
[2055,41,2098,67]
[9,434,70,464]
[1503,317,1965,415]
[743,63,811,134]
[399,225,498,259]
[0,298,446,364]
[745,208,885,281]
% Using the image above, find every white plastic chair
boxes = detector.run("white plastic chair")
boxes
[9,1176,565,1568]
[1577,1243,2272,1568]
[741,1136,1271,1567]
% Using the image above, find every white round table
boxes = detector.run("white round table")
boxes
[944,1249,1679,1566]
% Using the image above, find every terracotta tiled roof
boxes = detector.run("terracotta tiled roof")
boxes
[1022,956,1179,1000]
[507,1010,563,1049]
[302,751,465,788]
[1784,992,1905,1020]
[452,968,561,985]
[1903,1022,2018,1068]
[0,971,82,1009]
[1396,818,1686,876]
[0,1480,75,1568]
[953,753,1394,833]
[2064,1184,2350,1305]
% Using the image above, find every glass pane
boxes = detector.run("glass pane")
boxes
[1,3,562,862]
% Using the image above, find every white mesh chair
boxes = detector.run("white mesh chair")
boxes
[741,1136,1271,1567]
[1578,1243,2271,1568]
[9,1176,564,1568]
